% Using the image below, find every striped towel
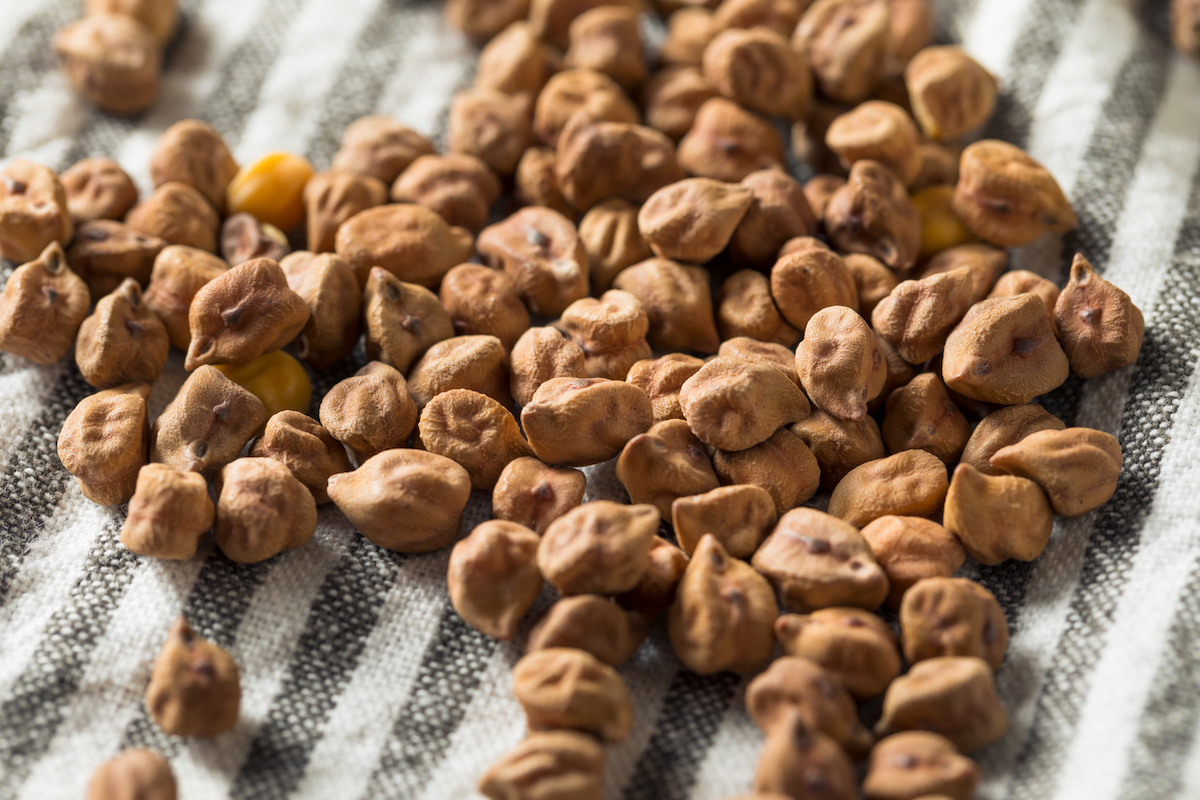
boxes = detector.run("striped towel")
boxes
[2,0,1199,798]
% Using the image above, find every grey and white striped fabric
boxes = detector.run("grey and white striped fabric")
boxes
[1,0,1198,797]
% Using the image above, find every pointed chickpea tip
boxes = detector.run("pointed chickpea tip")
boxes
[1068,252,1095,284]
[184,335,215,371]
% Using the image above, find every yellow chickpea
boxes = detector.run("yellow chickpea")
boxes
[913,184,973,261]
[215,350,312,418]
[225,152,315,233]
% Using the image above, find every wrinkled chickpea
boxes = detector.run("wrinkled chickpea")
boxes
[774,608,901,700]
[419,389,533,490]
[121,463,214,559]
[827,449,949,527]
[279,251,362,370]
[825,160,922,270]
[331,115,434,185]
[558,290,651,380]
[672,484,777,559]
[408,335,512,409]
[638,178,753,264]
[953,140,1078,247]
[578,199,653,293]
[146,617,240,737]
[754,712,859,800]
[843,253,897,320]
[826,101,922,186]
[881,373,971,465]
[475,21,556,97]
[555,115,686,213]
[479,731,605,800]
[493,457,587,535]
[509,327,588,407]
[522,377,653,466]
[564,5,646,91]
[150,367,266,476]
[528,595,639,667]
[677,97,786,182]
[728,170,817,269]
[127,182,220,254]
[528,0,641,50]
[448,520,543,640]
[876,656,1008,753]
[797,306,887,422]
[660,7,717,66]
[625,353,706,423]
[532,68,640,147]
[901,577,1008,670]
[249,411,352,504]
[862,732,980,800]
[0,160,74,265]
[361,268,455,375]
[1055,252,1145,377]
[906,46,997,142]
[711,428,821,516]
[215,457,317,563]
[872,267,977,365]
[319,362,418,462]
[745,655,873,757]
[752,507,889,613]
[149,120,240,214]
[959,403,1065,476]
[477,206,591,317]
[537,501,659,596]
[512,648,634,743]
[75,278,170,389]
[942,463,1053,565]
[859,515,966,609]
[391,153,501,234]
[515,146,578,220]
[612,258,721,354]
[792,409,887,492]
[717,270,801,347]
[53,14,161,115]
[60,158,138,225]
[669,534,778,675]
[335,203,474,289]
[141,246,228,353]
[86,749,178,800]
[220,213,289,267]
[642,66,718,142]
[0,242,91,365]
[703,27,811,120]
[302,169,388,254]
[58,383,150,506]
[795,0,892,104]
[988,269,1061,327]
[327,449,471,552]
[439,263,530,352]
[66,220,166,298]
[770,245,860,331]
[617,419,719,518]
[719,338,799,385]
[680,357,810,451]
[941,294,1070,405]
[990,426,1123,517]
[448,89,534,177]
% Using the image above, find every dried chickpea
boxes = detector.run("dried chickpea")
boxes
[391,153,501,234]
[0,242,91,365]
[792,410,887,493]
[825,160,922,270]
[626,353,706,422]
[876,656,1008,753]
[755,712,859,800]
[448,520,543,640]
[528,595,639,667]
[475,21,555,97]
[419,389,533,489]
[493,456,587,535]
[335,203,474,289]
[564,5,646,91]
[249,411,351,504]
[523,377,653,467]
[1055,252,1145,377]
[279,251,361,370]
[826,101,922,186]
[185,257,309,370]
[477,206,590,317]
[888,0,934,66]
[331,115,434,185]
[66,220,166,298]
[718,338,798,385]
[843,253,897,319]
[988,270,1060,328]
[770,246,859,332]
[149,120,240,214]
[677,97,786,182]
[86,749,177,800]
[714,0,807,34]
[537,501,659,596]
[954,140,1077,247]
[214,354,315,446]
[215,457,317,563]
[578,199,653,293]
[882,372,971,465]
[58,383,150,506]
[126,182,220,254]
[774,608,901,700]
[728,171,817,269]
[121,463,214,559]
[796,306,887,422]
[407,335,512,409]
[303,169,388,254]
[942,463,1053,565]
[0,160,74,265]
[328,449,471,552]
[828,450,949,528]
[612,258,721,354]
[515,146,577,220]
[901,577,1008,670]
[220,213,289,267]
[917,244,1007,302]
[960,403,1065,476]
[863,732,978,800]
[711,428,821,517]
[146,618,239,737]
[672,484,777,559]
[60,158,138,225]
[53,14,160,115]
[642,66,718,142]
[142,245,228,351]
[532,68,640,147]
[795,0,892,104]
[513,648,634,743]
[362,267,455,375]
[660,7,717,66]
[554,115,685,214]
[716,270,800,347]
[509,326,588,407]
[804,174,847,224]
[439,264,530,352]
[990,427,1122,517]
[448,89,534,177]
[745,655,873,756]
[617,419,720,518]
[319,362,418,462]
[617,535,691,625]
[703,27,811,119]
[669,534,778,675]
[75,278,170,389]
[913,185,973,260]
[860,515,965,609]
[680,357,811,452]
[906,47,997,142]
[638,178,753,264]
[871,267,977,365]
[479,731,605,800]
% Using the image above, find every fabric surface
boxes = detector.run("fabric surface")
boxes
[1,0,1199,798]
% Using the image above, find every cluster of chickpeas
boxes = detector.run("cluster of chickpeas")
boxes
[0,0,1165,797]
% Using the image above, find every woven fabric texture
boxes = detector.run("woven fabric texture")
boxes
[1,0,1199,798]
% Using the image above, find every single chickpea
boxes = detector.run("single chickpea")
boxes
[214,350,312,418]
[225,152,315,233]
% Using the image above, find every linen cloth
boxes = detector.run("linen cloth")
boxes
[1,0,1199,797]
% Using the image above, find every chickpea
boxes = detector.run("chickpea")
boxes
[225,152,315,233]
[214,350,313,419]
